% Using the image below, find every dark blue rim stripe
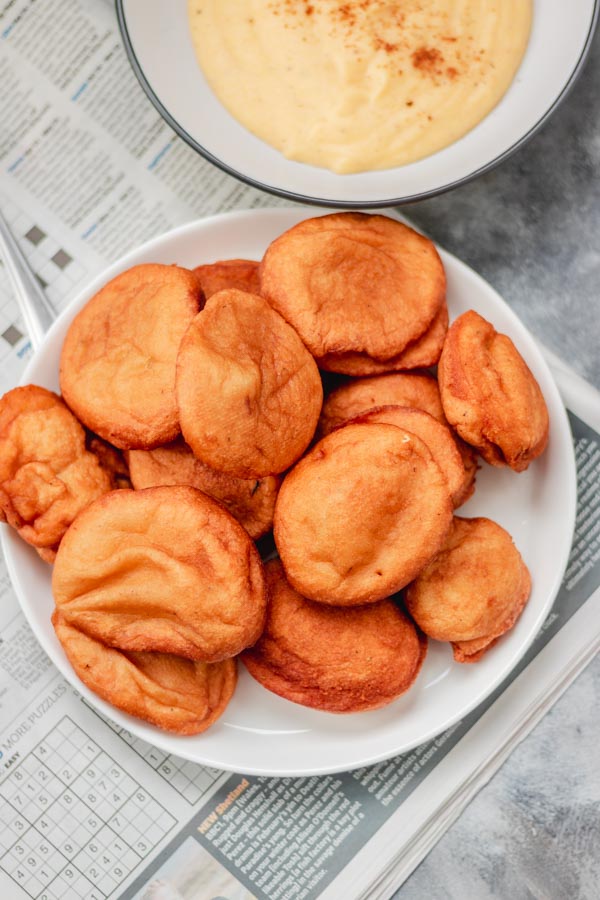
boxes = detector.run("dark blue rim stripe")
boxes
[115,1,599,210]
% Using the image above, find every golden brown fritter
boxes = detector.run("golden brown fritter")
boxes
[455,438,479,506]
[317,302,448,374]
[0,385,112,561]
[405,516,531,663]
[348,405,474,508]
[242,560,426,712]
[52,485,267,661]
[318,371,446,437]
[176,289,323,478]
[260,213,445,364]
[53,612,237,735]
[194,258,260,298]
[438,310,549,471]
[127,438,280,540]
[274,423,453,605]
[60,263,202,449]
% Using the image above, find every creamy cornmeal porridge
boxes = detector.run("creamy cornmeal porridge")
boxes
[188,1,532,173]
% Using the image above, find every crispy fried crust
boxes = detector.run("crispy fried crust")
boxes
[274,423,453,605]
[348,405,473,508]
[194,258,260,298]
[60,263,202,449]
[127,439,280,540]
[438,310,549,471]
[260,213,445,360]
[0,385,112,558]
[453,438,478,507]
[317,302,448,374]
[176,289,323,478]
[53,612,237,735]
[242,560,426,712]
[405,516,531,663]
[52,486,267,661]
[319,372,445,437]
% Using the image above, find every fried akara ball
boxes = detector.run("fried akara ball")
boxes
[194,258,260,298]
[53,612,237,735]
[259,213,445,368]
[176,289,322,478]
[0,385,112,562]
[274,423,453,606]
[438,310,549,471]
[317,302,448,375]
[405,516,531,663]
[60,263,202,449]
[242,560,426,712]
[127,438,280,540]
[349,405,475,508]
[319,371,445,437]
[52,486,267,661]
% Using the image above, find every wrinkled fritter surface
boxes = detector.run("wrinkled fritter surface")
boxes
[127,438,280,540]
[319,372,445,437]
[349,405,474,508]
[317,303,448,375]
[60,263,202,449]
[53,612,237,735]
[438,310,549,471]
[405,516,531,663]
[274,423,452,605]
[0,386,112,561]
[194,258,260,298]
[242,560,426,712]
[52,486,267,661]
[176,289,323,478]
[260,213,445,361]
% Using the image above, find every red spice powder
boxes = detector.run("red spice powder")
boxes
[374,36,399,53]
[412,46,444,73]
[269,1,463,77]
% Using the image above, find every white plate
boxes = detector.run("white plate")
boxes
[116,0,598,207]
[2,208,576,775]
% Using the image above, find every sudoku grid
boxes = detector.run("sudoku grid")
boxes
[0,716,177,899]
[0,192,87,365]
[101,716,223,805]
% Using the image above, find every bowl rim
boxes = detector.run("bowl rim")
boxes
[115,0,599,209]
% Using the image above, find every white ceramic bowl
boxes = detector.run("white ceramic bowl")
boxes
[116,0,598,207]
[2,209,577,775]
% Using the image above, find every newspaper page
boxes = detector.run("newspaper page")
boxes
[1,3,600,900]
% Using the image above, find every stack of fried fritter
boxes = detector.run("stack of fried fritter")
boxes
[0,213,550,734]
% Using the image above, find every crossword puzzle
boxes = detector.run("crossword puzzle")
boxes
[0,192,87,367]
[101,716,223,805]
[0,716,177,899]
